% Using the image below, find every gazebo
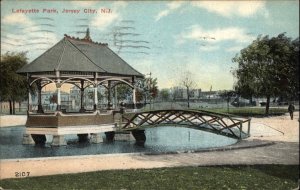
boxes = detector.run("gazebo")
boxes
[17,29,144,146]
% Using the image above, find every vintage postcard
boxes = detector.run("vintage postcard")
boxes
[0,0,299,189]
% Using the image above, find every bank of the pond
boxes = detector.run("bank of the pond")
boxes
[0,140,298,180]
[0,115,27,127]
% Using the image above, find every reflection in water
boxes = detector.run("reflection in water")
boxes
[0,126,237,159]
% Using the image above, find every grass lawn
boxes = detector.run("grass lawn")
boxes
[1,165,298,190]
[201,107,288,117]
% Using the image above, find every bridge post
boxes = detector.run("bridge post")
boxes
[105,131,115,142]
[131,130,146,146]
[77,134,89,143]
[239,122,243,139]
[31,134,46,145]
[247,119,251,136]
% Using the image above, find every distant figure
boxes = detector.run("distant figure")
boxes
[288,103,295,120]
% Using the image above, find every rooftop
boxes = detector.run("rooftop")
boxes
[17,29,143,78]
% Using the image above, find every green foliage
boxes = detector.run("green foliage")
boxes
[113,84,132,103]
[159,89,170,101]
[219,90,236,99]
[136,77,158,103]
[1,165,298,190]
[232,33,299,114]
[0,52,28,103]
[202,107,287,117]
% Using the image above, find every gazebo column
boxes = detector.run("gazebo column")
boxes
[93,73,98,111]
[107,81,112,109]
[132,76,136,109]
[94,86,98,110]
[114,86,118,108]
[55,70,61,111]
[28,92,32,112]
[132,88,136,109]
[56,85,61,111]
[27,74,32,113]
[80,80,85,112]
[37,81,44,113]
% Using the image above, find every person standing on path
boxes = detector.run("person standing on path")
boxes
[288,103,295,120]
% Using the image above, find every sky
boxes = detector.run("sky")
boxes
[1,0,299,91]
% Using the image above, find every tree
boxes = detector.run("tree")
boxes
[179,71,196,108]
[0,52,28,115]
[219,90,236,113]
[113,84,132,103]
[232,33,299,115]
[135,76,158,106]
[159,89,170,101]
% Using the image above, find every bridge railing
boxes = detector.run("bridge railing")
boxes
[120,109,251,139]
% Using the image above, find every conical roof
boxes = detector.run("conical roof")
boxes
[17,34,143,77]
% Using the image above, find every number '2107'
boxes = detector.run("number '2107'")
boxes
[15,172,30,177]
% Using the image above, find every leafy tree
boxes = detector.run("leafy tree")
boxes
[219,90,236,113]
[232,33,299,115]
[159,89,170,101]
[113,84,132,103]
[0,52,28,114]
[135,77,158,105]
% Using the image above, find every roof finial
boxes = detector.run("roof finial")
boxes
[83,28,92,41]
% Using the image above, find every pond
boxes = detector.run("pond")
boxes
[0,126,238,159]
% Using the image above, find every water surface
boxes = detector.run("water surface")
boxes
[0,126,237,159]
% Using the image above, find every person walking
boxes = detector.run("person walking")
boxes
[288,103,295,120]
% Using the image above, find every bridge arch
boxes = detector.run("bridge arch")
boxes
[121,109,251,139]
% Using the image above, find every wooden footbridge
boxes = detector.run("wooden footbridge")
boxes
[120,109,251,140]
[23,108,251,146]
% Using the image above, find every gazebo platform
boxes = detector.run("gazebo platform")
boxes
[22,110,131,146]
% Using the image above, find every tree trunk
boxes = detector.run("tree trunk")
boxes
[9,100,13,115]
[13,100,15,115]
[187,87,190,108]
[265,95,270,115]
[227,97,230,113]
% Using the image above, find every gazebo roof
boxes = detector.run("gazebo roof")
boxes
[17,32,143,78]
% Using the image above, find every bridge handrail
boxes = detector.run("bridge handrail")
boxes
[121,108,251,139]
[124,109,250,121]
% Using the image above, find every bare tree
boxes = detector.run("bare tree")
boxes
[179,71,197,108]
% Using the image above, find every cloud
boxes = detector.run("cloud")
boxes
[128,53,234,90]
[199,45,220,52]
[155,1,184,21]
[178,25,255,44]
[1,14,59,61]
[2,13,34,26]
[191,1,267,18]
[226,46,244,53]
[90,1,127,29]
